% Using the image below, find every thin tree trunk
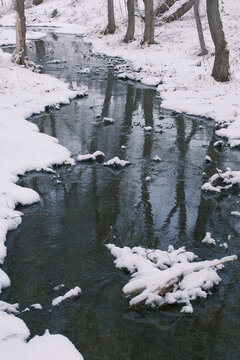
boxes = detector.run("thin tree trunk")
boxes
[105,0,116,34]
[13,0,26,65]
[206,0,230,82]
[194,0,207,55]
[163,0,194,23]
[124,0,135,43]
[142,0,154,44]
[155,0,177,17]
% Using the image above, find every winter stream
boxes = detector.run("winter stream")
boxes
[2,33,240,359]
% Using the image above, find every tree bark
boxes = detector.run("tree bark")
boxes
[105,0,116,34]
[155,0,177,17]
[206,0,230,82]
[163,0,194,23]
[13,0,26,65]
[142,0,154,44]
[124,0,135,43]
[194,0,207,55]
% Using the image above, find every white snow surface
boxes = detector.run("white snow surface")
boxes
[77,151,105,162]
[0,28,47,47]
[202,232,216,245]
[102,117,115,124]
[201,168,240,193]
[231,211,240,217]
[0,45,84,359]
[0,329,83,360]
[104,157,130,168]
[31,303,42,310]
[52,286,82,306]
[107,243,237,313]
[0,0,239,146]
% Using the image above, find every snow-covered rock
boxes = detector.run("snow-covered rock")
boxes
[202,168,240,193]
[52,286,81,306]
[202,232,216,245]
[104,157,130,168]
[107,243,237,313]
[77,151,105,162]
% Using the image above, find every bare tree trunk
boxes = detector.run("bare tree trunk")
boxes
[155,0,177,17]
[194,0,207,55]
[124,0,135,43]
[206,0,229,82]
[163,0,194,23]
[142,0,154,44]
[13,0,26,65]
[105,0,116,34]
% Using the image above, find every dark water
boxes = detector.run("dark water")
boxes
[2,33,240,360]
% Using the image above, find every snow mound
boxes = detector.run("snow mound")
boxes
[202,232,216,245]
[0,301,19,314]
[201,168,240,193]
[107,244,237,313]
[52,286,81,307]
[144,126,153,131]
[31,304,42,310]
[102,117,115,124]
[104,157,130,168]
[231,211,240,217]
[0,329,84,360]
[77,151,105,162]
[152,155,161,162]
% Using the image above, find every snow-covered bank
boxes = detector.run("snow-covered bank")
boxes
[0,27,47,46]
[1,0,240,147]
[0,48,84,357]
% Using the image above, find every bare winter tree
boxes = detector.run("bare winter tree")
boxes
[124,0,135,43]
[194,0,207,55]
[163,0,194,23]
[206,0,229,82]
[12,0,26,65]
[104,0,116,34]
[142,0,154,44]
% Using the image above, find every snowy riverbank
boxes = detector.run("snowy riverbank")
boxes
[0,48,84,358]
[1,0,240,147]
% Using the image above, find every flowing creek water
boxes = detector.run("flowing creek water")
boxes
[2,33,240,360]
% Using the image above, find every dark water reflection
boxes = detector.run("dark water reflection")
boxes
[2,34,240,360]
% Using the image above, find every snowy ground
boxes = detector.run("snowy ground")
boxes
[0,45,84,359]
[1,0,240,147]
